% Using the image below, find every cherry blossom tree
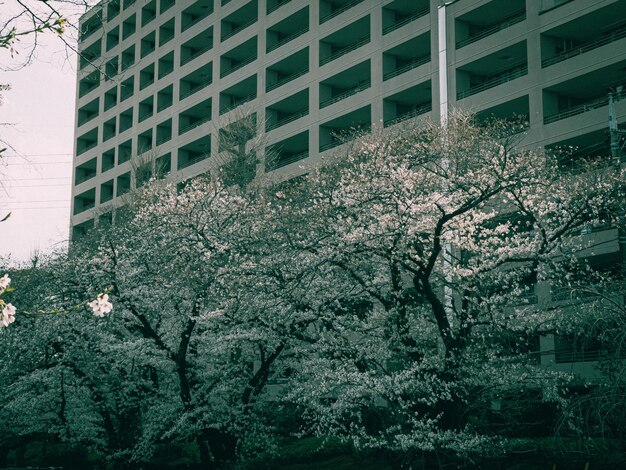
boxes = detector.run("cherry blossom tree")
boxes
[274,113,625,461]
[1,112,623,467]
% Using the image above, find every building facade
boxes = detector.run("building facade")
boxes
[71,0,626,371]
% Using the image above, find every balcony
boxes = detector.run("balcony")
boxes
[266,7,309,53]
[140,64,155,90]
[141,31,156,59]
[100,180,114,203]
[177,135,211,170]
[456,11,525,49]
[156,119,173,146]
[544,95,609,125]
[266,48,309,93]
[319,0,364,24]
[159,18,175,46]
[120,77,134,102]
[180,62,213,100]
[319,105,371,152]
[319,60,371,109]
[102,117,116,142]
[266,89,309,132]
[75,157,98,185]
[383,82,432,127]
[141,0,157,26]
[157,85,174,112]
[220,75,257,115]
[178,98,213,135]
[105,57,118,81]
[76,128,98,156]
[122,14,136,40]
[544,26,626,68]
[118,140,132,165]
[77,98,99,127]
[158,52,174,79]
[457,50,528,100]
[384,103,431,127]
[319,16,370,66]
[541,3,626,68]
[181,0,214,32]
[455,0,525,49]
[267,0,292,15]
[320,36,369,66]
[220,36,257,78]
[74,188,96,215]
[102,149,115,173]
[116,172,131,197]
[138,97,154,123]
[265,131,308,171]
[221,0,258,42]
[542,65,626,125]
[382,0,429,35]
[119,108,133,134]
[79,13,102,42]
[180,26,214,66]
[78,71,100,98]
[80,40,101,70]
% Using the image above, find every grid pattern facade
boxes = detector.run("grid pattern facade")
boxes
[72,0,626,245]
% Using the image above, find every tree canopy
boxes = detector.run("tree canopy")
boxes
[1,114,625,468]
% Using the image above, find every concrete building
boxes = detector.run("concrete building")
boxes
[72,0,626,372]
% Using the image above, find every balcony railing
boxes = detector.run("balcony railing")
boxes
[181,44,212,66]
[79,82,100,98]
[179,116,212,135]
[383,54,430,81]
[266,68,308,92]
[220,94,256,114]
[157,101,172,112]
[382,8,429,35]
[179,152,209,170]
[77,141,98,156]
[180,80,212,100]
[267,26,309,53]
[222,18,256,42]
[320,80,371,108]
[457,64,527,100]
[75,173,97,185]
[320,36,369,66]
[220,54,257,78]
[160,31,175,45]
[138,110,153,122]
[542,26,626,67]
[544,95,609,124]
[383,103,432,127]
[456,11,526,48]
[267,0,292,15]
[266,150,308,171]
[182,11,213,32]
[78,114,98,127]
[266,109,308,132]
[155,135,172,146]
[320,0,364,24]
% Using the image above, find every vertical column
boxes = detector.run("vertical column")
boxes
[370,2,383,126]
[309,2,320,161]
[525,0,544,141]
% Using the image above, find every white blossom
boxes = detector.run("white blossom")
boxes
[0,274,10,294]
[1,302,16,327]
[88,293,113,317]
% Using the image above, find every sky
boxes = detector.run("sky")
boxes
[0,5,82,264]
